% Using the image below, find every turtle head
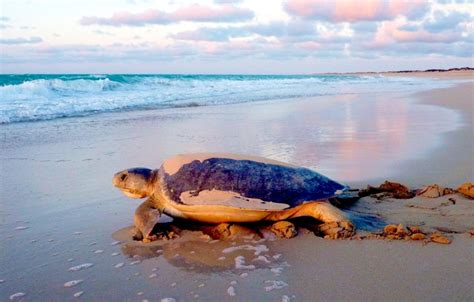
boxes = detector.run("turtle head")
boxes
[113,168,157,199]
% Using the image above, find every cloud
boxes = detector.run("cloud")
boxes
[0,16,10,28]
[172,20,316,42]
[392,30,462,43]
[80,10,170,26]
[358,40,473,58]
[172,4,253,22]
[1,43,196,66]
[80,4,254,26]
[214,0,243,3]
[424,10,471,33]
[284,0,430,22]
[173,27,245,41]
[361,19,468,55]
[244,20,316,38]
[398,24,420,32]
[286,19,317,36]
[93,29,115,36]
[0,36,43,44]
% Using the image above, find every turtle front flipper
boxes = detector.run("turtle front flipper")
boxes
[134,199,162,242]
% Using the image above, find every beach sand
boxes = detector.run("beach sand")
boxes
[0,73,473,301]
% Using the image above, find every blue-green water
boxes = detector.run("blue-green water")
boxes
[0,74,445,124]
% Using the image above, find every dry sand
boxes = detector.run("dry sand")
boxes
[0,73,473,301]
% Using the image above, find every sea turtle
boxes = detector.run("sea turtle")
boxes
[112,153,355,242]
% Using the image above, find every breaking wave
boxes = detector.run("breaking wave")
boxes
[0,74,446,124]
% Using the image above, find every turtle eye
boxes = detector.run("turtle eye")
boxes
[121,174,127,181]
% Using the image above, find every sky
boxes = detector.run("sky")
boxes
[0,0,473,74]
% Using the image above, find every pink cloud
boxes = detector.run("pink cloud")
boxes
[80,4,253,26]
[391,30,461,43]
[199,40,257,56]
[369,20,463,48]
[285,0,429,22]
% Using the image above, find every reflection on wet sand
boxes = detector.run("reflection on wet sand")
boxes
[249,93,459,182]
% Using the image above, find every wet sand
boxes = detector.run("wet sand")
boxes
[394,82,473,187]
[0,75,473,301]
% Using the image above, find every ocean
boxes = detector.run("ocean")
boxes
[0,74,450,124]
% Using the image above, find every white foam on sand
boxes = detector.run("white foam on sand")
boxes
[73,291,84,298]
[64,280,83,288]
[9,292,26,300]
[264,280,288,292]
[223,244,269,255]
[253,255,271,263]
[234,256,256,270]
[227,286,236,296]
[271,267,284,275]
[68,263,94,271]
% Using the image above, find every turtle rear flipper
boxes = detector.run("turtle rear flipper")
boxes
[266,201,355,239]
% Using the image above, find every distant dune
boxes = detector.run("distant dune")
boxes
[324,67,473,77]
